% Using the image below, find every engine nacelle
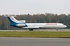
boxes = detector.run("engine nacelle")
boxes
[18,20,26,23]
[16,24,26,27]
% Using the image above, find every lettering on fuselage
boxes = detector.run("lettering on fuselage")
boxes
[46,23,57,25]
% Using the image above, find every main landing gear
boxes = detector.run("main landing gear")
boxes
[29,29,33,31]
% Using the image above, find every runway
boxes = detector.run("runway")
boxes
[0,37,70,46]
[0,29,70,31]
[34,29,70,31]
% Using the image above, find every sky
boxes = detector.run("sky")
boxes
[0,0,70,15]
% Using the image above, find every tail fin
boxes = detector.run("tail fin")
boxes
[8,16,26,24]
[8,16,27,27]
[8,16,18,24]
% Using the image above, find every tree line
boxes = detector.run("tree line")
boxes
[0,13,70,30]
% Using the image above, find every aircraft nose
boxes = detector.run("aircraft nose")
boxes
[64,25,67,27]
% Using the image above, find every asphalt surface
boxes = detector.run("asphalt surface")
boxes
[0,37,70,46]
[0,29,70,31]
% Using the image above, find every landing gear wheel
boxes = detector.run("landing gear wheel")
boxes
[29,29,33,31]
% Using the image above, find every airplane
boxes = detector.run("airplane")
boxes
[8,16,67,31]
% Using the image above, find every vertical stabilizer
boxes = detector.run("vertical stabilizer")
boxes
[8,16,18,24]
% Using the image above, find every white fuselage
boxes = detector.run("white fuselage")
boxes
[16,23,67,29]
